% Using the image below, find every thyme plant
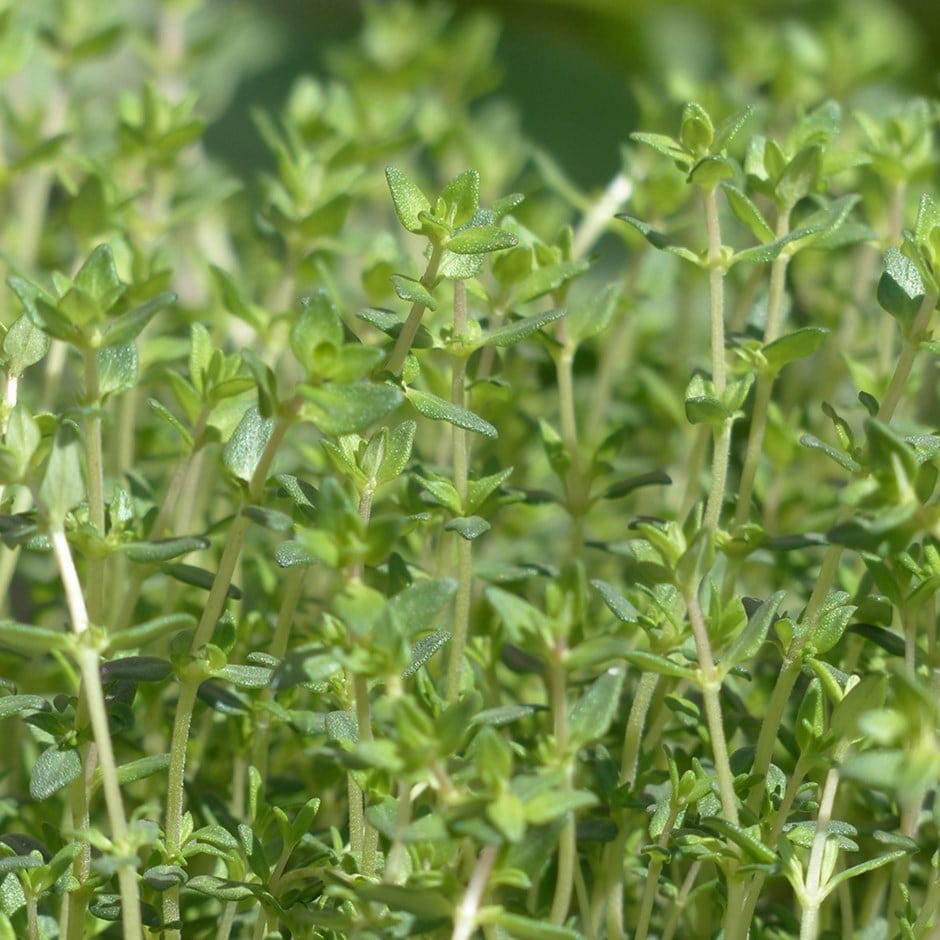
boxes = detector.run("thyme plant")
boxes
[0,2,937,939]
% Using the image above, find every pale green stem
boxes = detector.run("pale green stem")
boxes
[451,844,499,940]
[661,861,703,940]
[800,757,845,940]
[549,646,576,925]
[746,290,937,813]
[82,351,105,624]
[571,171,632,260]
[384,779,413,885]
[878,290,937,421]
[683,586,739,824]
[604,671,659,938]
[634,803,680,940]
[702,187,730,536]
[112,409,211,632]
[50,528,141,939]
[446,279,473,702]
[732,210,792,529]
[162,412,294,937]
[387,245,443,375]
[555,317,586,552]
[250,565,307,782]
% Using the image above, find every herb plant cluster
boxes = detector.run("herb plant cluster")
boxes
[0,1,937,938]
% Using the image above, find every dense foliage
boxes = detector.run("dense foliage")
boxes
[0,1,937,938]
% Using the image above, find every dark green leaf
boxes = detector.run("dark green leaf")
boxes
[385,166,432,234]
[122,536,208,563]
[569,667,624,747]
[877,248,926,328]
[390,274,436,310]
[106,613,197,652]
[591,579,640,622]
[444,516,490,540]
[300,382,403,436]
[406,388,497,438]
[222,405,274,484]
[402,630,452,678]
[39,423,84,524]
[100,656,172,683]
[0,694,51,720]
[30,746,82,800]
[479,308,566,348]
[725,591,785,666]
[762,328,829,372]
[274,540,318,568]
[102,292,175,347]
[598,470,672,501]
[161,563,242,599]
[446,225,517,254]
[2,314,50,376]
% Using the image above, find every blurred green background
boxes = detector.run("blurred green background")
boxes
[209,0,937,188]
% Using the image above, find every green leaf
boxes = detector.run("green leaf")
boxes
[389,274,437,310]
[444,516,490,540]
[486,911,583,940]
[688,155,735,188]
[0,694,51,720]
[479,308,566,348]
[446,225,517,255]
[222,405,274,484]
[186,876,259,902]
[101,292,175,347]
[722,184,774,244]
[762,327,829,372]
[218,664,272,689]
[725,591,785,666]
[122,536,209,563]
[3,404,40,480]
[354,882,452,919]
[161,563,242,599]
[387,578,457,636]
[106,613,197,652]
[877,248,927,328]
[2,314,50,376]
[440,169,480,227]
[591,579,640,622]
[522,787,598,825]
[143,865,188,892]
[808,592,856,655]
[680,102,714,155]
[111,754,171,786]
[402,630,452,678]
[800,434,861,473]
[775,144,823,208]
[243,505,293,531]
[598,469,672,501]
[39,423,84,524]
[300,381,403,436]
[274,540,319,568]
[74,244,125,312]
[513,259,590,305]
[385,166,431,234]
[406,388,497,438]
[97,342,138,396]
[824,850,909,895]
[148,398,193,448]
[466,466,514,512]
[30,746,82,800]
[569,666,624,747]
[357,306,434,348]
[623,650,696,679]
[376,420,416,484]
[210,265,266,329]
[290,290,344,366]
[699,817,777,864]
[101,656,172,682]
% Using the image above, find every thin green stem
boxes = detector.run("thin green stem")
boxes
[162,411,294,936]
[548,645,576,925]
[384,778,413,885]
[702,186,730,537]
[82,351,105,624]
[387,245,443,375]
[732,210,792,530]
[604,671,659,938]
[660,861,703,940]
[878,290,937,421]
[451,844,499,940]
[446,279,473,702]
[50,528,141,939]
[800,760,844,940]
[683,585,739,824]
[634,804,680,940]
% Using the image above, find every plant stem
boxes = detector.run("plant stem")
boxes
[50,528,141,939]
[161,411,294,937]
[446,279,473,702]
[800,759,844,940]
[701,187,730,537]
[387,245,443,375]
[661,861,703,940]
[384,778,413,885]
[82,350,106,624]
[732,210,792,529]
[878,290,937,420]
[683,585,739,824]
[548,643,576,925]
[634,803,680,940]
[451,844,499,940]
[571,171,633,260]
[604,671,659,938]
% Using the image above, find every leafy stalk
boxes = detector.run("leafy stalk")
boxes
[445,279,473,702]
[387,245,444,375]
